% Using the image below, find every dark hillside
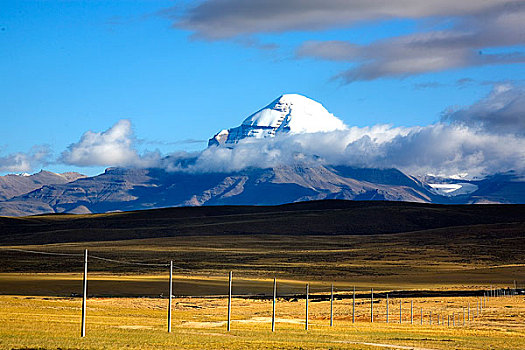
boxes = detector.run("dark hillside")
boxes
[1,200,524,245]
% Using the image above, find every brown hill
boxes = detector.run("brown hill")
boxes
[1,200,524,245]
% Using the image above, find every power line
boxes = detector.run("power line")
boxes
[1,248,83,257]
[1,248,177,268]
[90,255,172,268]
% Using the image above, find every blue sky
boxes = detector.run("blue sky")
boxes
[1,0,524,176]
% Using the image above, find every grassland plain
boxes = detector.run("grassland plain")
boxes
[1,201,524,348]
[0,293,524,350]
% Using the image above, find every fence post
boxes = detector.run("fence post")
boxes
[420,308,423,325]
[453,312,455,327]
[386,294,389,323]
[399,300,402,324]
[272,277,276,332]
[468,303,470,321]
[330,284,333,327]
[227,271,232,331]
[410,300,413,324]
[352,286,355,323]
[305,283,309,330]
[81,249,88,338]
[447,314,450,327]
[370,288,373,323]
[463,307,465,326]
[429,311,432,326]
[168,260,173,333]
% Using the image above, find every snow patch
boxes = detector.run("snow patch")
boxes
[428,183,478,197]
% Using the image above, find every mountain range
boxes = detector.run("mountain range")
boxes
[1,94,524,216]
[0,165,523,217]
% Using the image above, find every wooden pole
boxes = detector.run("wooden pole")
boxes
[453,312,455,327]
[429,311,432,326]
[370,288,373,323]
[168,260,173,333]
[410,300,413,324]
[386,294,389,323]
[330,284,333,327]
[227,271,232,331]
[468,303,470,321]
[447,314,450,327]
[81,249,87,338]
[352,286,355,323]
[463,307,465,326]
[420,308,423,325]
[272,278,276,332]
[399,300,401,324]
[305,283,309,330]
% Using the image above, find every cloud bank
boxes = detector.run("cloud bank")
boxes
[172,0,525,82]
[166,84,525,178]
[60,119,160,168]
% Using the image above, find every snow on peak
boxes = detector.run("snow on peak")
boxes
[209,94,346,146]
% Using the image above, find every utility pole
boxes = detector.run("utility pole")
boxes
[272,278,276,332]
[330,284,333,327]
[399,300,401,324]
[227,271,232,331]
[410,300,413,324]
[305,283,309,330]
[168,261,173,333]
[386,294,389,323]
[352,286,355,323]
[81,249,88,338]
[370,288,374,323]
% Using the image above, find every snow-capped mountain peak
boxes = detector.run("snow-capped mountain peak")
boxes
[209,94,346,146]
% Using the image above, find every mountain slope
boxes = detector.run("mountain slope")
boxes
[0,170,85,201]
[2,165,524,217]
[0,165,437,216]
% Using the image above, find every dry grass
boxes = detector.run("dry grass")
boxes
[0,293,524,350]
[1,210,524,348]
[1,229,524,288]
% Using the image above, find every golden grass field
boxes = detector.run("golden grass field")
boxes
[0,291,524,350]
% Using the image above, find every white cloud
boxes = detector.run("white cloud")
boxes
[297,5,525,82]
[173,0,513,40]
[60,119,160,167]
[166,85,525,178]
[443,84,525,135]
[171,0,525,81]
[0,146,50,173]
